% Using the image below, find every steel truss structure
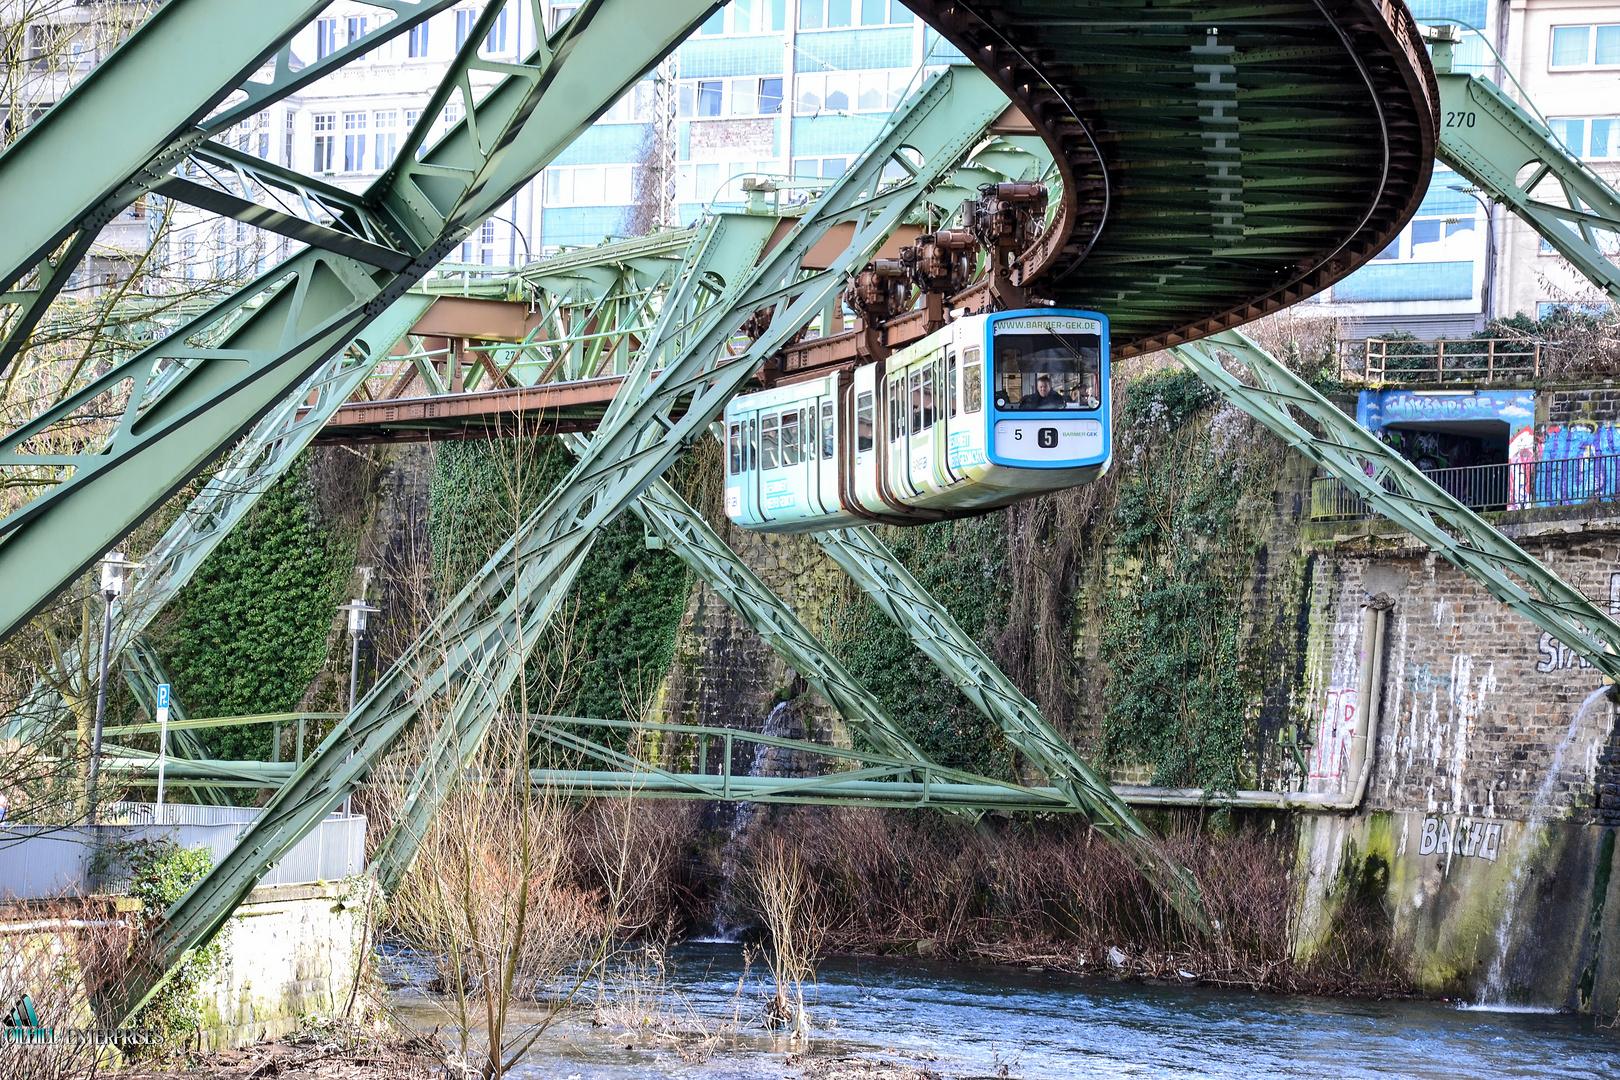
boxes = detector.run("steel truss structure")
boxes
[123,66,1020,1017]
[1170,329,1620,682]
[0,0,726,644]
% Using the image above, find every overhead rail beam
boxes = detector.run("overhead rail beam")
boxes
[1169,329,1620,681]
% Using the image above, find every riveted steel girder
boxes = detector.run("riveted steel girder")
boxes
[1429,50,1620,303]
[0,0,723,646]
[1170,330,1620,681]
[126,68,1012,1017]
[906,0,1439,353]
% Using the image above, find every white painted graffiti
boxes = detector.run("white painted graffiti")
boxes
[1418,816,1502,861]
[1536,572,1620,672]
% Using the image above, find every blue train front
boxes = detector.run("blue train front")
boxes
[723,309,1111,533]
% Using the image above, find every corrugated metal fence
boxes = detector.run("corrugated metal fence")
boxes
[0,804,364,901]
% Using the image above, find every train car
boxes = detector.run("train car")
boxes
[723,309,1110,534]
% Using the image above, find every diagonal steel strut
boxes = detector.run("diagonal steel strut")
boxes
[128,68,1013,1016]
[1170,329,1620,681]
[0,0,725,645]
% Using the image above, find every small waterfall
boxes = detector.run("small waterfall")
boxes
[1476,685,1613,1005]
[702,701,799,942]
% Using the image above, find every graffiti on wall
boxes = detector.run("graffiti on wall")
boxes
[1522,425,1620,508]
[1309,689,1355,780]
[1418,815,1503,861]
[1534,572,1620,672]
[1358,389,1535,433]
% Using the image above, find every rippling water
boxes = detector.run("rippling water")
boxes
[386,943,1620,1079]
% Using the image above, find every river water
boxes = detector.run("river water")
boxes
[386,943,1620,1079]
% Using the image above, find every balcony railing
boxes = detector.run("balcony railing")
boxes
[1310,453,1620,519]
[1335,338,1543,385]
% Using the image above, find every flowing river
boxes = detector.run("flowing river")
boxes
[386,943,1620,1079]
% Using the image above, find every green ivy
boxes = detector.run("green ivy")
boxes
[428,437,691,724]
[98,838,224,1041]
[1100,370,1256,789]
[829,516,1014,779]
[157,454,357,760]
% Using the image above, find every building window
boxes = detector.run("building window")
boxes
[795,70,905,115]
[792,156,850,181]
[729,0,787,33]
[1550,24,1620,68]
[347,16,368,47]
[598,83,652,123]
[343,112,367,172]
[677,160,780,203]
[1550,116,1620,160]
[543,163,636,206]
[312,112,336,172]
[373,110,398,169]
[316,17,339,59]
[455,8,476,48]
[479,219,497,264]
[408,21,429,57]
[680,77,783,118]
[799,0,912,29]
[485,7,508,52]
[550,4,579,33]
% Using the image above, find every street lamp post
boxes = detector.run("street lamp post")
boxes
[1450,183,1498,326]
[87,551,136,824]
[336,596,379,818]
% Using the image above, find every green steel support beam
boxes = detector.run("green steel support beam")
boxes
[1169,329,1620,680]
[1427,29,1620,304]
[561,435,934,770]
[812,528,1160,839]
[369,66,1009,891]
[129,68,1010,1017]
[4,295,431,744]
[0,0,462,375]
[814,527,1205,928]
[0,0,723,646]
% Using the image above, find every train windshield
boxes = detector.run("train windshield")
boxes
[992,328,1102,411]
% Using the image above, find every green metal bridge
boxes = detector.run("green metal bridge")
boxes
[3,1,1620,1016]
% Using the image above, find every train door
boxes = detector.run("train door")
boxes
[851,365,883,515]
[817,395,838,516]
[725,412,763,524]
[886,366,916,499]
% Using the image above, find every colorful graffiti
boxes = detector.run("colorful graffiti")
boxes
[1533,573,1620,672]
[1358,389,1535,436]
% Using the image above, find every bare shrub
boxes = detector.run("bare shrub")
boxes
[745,834,825,1038]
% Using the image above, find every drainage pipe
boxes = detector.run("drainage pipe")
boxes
[1113,599,1390,812]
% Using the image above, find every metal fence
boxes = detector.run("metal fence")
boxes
[0,805,364,902]
[1335,338,1542,385]
[1310,453,1620,519]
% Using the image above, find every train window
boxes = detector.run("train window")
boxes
[947,349,958,417]
[821,400,834,460]
[887,376,904,441]
[909,369,923,432]
[963,348,982,413]
[856,391,874,452]
[761,413,780,469]
[728,422,742,475]
[919,365,935,430]
[746,418,758,470]
[781,409,801,466]
[992,327,1102,411]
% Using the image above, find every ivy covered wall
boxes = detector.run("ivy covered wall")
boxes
[427,436,691,722]
[154,452,363,760]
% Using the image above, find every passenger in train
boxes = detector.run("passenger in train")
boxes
[1018,371,1066,410]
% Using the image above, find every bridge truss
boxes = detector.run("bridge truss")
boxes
[9,0,1620,1016]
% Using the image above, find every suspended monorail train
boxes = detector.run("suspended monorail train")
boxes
[723,309,1111,533]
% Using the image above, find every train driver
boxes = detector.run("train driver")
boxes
[1019,371,1066,410]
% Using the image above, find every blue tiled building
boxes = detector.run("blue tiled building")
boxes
[537,0,966,251]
